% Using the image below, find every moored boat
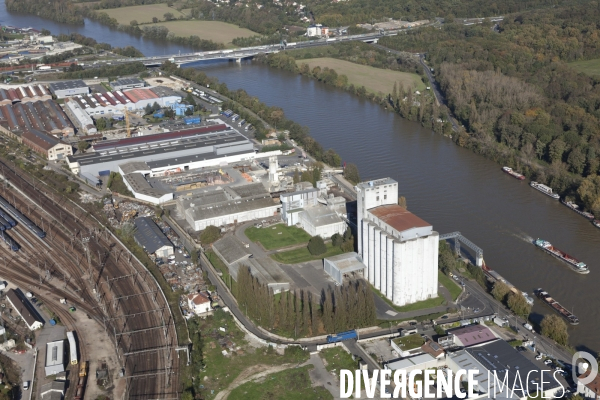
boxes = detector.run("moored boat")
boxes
[561,199,595,220]
[530,182,560,199]
[593,220,600,229]
[535,288,579,325]
[533,239,589,274]
[502,166,525,180]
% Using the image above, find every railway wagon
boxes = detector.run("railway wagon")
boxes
[0,207,16,227]
[0,195,45,238]
[0,231,19,251]
[0,215,8,231]
[67,331,78,365]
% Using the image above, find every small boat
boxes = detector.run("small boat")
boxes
[530,181,560,199]
[593,220,600,229]
[522,292,534,306]
[534,239,589,274]
[561,200,595,220]
[502,166,525,180]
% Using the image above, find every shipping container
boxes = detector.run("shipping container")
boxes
[153,111,165,118]
[98,170,111,177]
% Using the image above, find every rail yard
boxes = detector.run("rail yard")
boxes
[0,158,180,399]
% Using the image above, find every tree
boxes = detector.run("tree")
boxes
[185,107,194,116]
[199,225,221,244]
[577,175,600,217]
[77,140,90,153]
[185,93,196,107]
[548,139,566,163]
[331,233,343,247]
[164,12,174,21]
[144,104,153,115]
[398,196,407,209]
[152,17,159,23]
[491,281,511,302]
[130,20,138,27]
[540,314,569,346]
[344,163,360,185]
[506,292,531,318]
[307,235,327,256]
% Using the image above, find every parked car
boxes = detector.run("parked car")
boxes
[536,355,543,361]
[23,381,29,391]
[544,359,553,365]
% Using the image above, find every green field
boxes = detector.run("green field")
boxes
[229,365,332,400]
[146,20,256,45]
[438,273,462,301]
[320,347,358,373]
[297,57,425,94]
[569,58,600,77]
[245,224,311,250]
[103,4,187,24]
[271,243,344,264]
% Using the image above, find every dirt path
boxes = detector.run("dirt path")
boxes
[214,363,296,400]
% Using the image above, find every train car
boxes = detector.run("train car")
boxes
[67,331,78,365]
[0,207,16,227]
[0,215,7,231]
[0,195,45,238]
[326,330,357,344]
[0,231,19,252]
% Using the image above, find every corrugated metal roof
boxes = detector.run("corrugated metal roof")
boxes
[133,217,173,254]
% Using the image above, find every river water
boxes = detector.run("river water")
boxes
[3,6,600,351]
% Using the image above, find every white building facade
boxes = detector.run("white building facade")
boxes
[357,178,438,306]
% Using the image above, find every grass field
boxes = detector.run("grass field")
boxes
[103,4,187,24]
[146,20,256,45]
[297,57,425,94]
[245,224,311,250]
[320,347,358,373]
[271,243,344,264]
[569,58,600,77]
[228,365,332,400]
[438,273,462,301]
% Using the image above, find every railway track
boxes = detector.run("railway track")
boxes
[0,160,180,399]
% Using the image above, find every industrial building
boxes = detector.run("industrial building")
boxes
[212,235,291,292]
[133,217,174,259]
[447,324,498,347]
[0,100,74,137]
[21,128,73,161]
[356,178,438,306]
[48,80,89,99]
[177,183,280,231]
[45,340,65,376]
[68,123,255,179]
[323,252,366,284]
[64,99,97,134]
[447,340,561,399]
[110,77,146,91]
[6,288,44,330]
[280,184,347,238]
[385,353,438,373]
[41,381,66,400]
[66,87,180,116]
[120,166,173,204]
[0,85,51,104]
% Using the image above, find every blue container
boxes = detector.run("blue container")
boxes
[49,319,56,326]
[153,111,165,118]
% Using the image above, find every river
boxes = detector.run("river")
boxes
[3,7,600,351]
[0,0,193,56]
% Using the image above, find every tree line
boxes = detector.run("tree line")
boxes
[236,265,376,337]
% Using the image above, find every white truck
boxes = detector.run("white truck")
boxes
[524,323,533,331]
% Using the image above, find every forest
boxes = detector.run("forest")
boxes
[378,3,600,216]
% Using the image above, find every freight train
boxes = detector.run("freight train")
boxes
[0,231,19,251]
[0,195,45,238]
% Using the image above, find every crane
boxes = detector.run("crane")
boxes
[123,108,136,138]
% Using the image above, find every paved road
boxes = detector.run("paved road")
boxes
[417,54,459,132]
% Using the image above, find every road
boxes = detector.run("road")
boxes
[417,54,459,132]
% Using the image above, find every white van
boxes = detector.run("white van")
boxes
[23,381,29,391]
